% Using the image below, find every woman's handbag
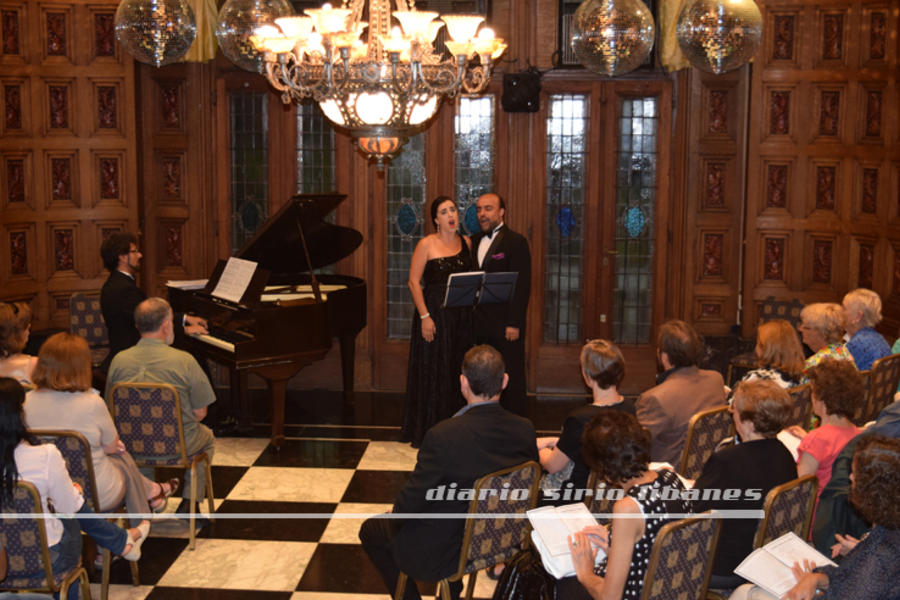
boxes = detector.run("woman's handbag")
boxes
[491,545,557,600]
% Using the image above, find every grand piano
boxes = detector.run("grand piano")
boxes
[168,194,366,447]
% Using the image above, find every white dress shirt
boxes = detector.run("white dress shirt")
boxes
[477,223,504,267]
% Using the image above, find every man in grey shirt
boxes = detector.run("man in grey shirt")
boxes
[106,297,216,506]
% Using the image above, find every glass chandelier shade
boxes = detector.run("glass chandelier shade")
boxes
[114,0,197,67]
[249,0,506,166]
[570,0,656,77]
[676,0,763,74]
[216,0,295,73]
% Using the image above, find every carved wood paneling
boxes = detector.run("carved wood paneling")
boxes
[821,12,844,62]
[863,88,883,139]
[815,164,837,211]
[763,236,786,282]
[96,85,116,129]
[818,89,840,137]
[6,157,24,203]
[9,229,27,275]
[811,238,833,285]
[707,90,728,136]
[702,160,726,209]
[50,156,72,204]
[768,90,790,136]
[159,153,183,202]
[52,226,74,271]
[858,242,874,289]
[45,81,71,132]
[99,156,118,200]
[160,221,184,267]
[2,9,19,56]
[867,10,886,61]
[45,11,65,56]
[766,163,788,210]
[4,82,20,129]
[701,232,724,279]
[92,11,115,58]
[158,81,183,131]
[2,152,31,210]
[771,13,795,61]
[861,166,879,215]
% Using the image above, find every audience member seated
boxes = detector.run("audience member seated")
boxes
[23,332,175,524]
[787,360,862,523]
[636,319,727,465]
[693,380,798,588]
[797,303,853,383]
[105,298,216,511]
[0,302,37,386]
[559,411,690,600]
[537,339,634,500]
[358,345,538,600]
[841,288,891,371]
[729,435,900,600]
[738,319,804,390]
[811,397,900,556]
[0,377,148,596]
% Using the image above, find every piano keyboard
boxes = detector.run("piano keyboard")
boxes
[260,284,347,303]
[193,333,234,353]
[192,326,253,354]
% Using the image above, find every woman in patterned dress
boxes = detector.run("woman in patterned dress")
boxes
[797,303,853,383]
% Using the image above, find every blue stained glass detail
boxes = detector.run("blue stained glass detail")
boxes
[556,205,576,238]
[625,206,645,238]
[396,203,418,237]
[240,201,262,232]
[463,204,479,236]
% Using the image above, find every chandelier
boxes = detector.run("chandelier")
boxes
[250,0,506,166]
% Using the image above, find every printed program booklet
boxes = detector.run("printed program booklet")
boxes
[527,503,606,579]
[734,532,837,597]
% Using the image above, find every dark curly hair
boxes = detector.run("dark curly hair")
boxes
[581,411,650,485]
[850,435,900,529]
[100,232,137,271]
[733,379,792,437]
[807,359,864,420]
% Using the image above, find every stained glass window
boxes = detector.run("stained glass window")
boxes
[296,102,336,193]
[229,91,268,253]
[613,97,658,344]
[455,96,494,235]
[544,94,588,343]
[386,134,426,339]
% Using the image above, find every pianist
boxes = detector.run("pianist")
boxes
[100,233,208,371]
[105,297,216,509]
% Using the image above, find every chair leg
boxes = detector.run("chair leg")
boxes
[394,571,408,600]
[438,579,451,600]
[464,571,477,600]
[81,567,94,599]
[189,463,198,550]
[129,557,140,586]
[101,548,111,600]
[204,457,215,521]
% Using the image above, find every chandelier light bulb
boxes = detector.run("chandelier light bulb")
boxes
[676,0,763,74]
[114,0,196,67]
[570,0,656,77]
[216,0,294,73]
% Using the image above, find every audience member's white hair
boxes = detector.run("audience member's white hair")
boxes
[843,288,882,329]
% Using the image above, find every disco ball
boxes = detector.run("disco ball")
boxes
[216,0,294,73]
[570,0,656,77]
[676,0,763,74]
[115,0,196,67]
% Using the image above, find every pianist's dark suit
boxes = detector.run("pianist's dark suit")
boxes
[100,270,184,371]
[471,225,531,417]
[359,401,538,599]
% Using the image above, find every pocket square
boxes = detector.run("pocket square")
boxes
[491,252,505,260]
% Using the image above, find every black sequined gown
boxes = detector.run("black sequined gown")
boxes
[401,241,475,447]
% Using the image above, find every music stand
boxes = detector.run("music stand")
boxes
[478,272,518,306]
[443,272,484,309]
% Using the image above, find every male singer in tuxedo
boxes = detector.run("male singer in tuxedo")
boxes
[99,232,207,372]
[471,193,531,416]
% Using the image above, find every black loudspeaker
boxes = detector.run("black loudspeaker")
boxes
[501,67,542,113]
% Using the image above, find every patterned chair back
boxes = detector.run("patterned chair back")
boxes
[69,292,109,367]
[639,513,721,600]
[860,353,900,425]
[0,481,60,592]
[753,474,818,548]
[109,382,188,467]
[785,384,813,429]
[453,460,541,579]
[31,430,101,513]
[679,406,734,481]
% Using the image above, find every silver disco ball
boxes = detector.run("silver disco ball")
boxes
[216,0,294,73]
[115,0,196,67]
[676,0,763,74]
[570,0,656,77]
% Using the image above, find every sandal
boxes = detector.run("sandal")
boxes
[149,478,179,513]
[122,520,150,562]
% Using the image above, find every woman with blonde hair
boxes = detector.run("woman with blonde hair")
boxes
[842,288,891,370]
[739,319,804,389]
[23,332,177,524]
[0,301,37,385]
[797,303,853,383]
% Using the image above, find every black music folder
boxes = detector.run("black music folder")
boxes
[443,271,518,308]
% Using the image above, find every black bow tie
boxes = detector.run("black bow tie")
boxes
[485,228,500,240]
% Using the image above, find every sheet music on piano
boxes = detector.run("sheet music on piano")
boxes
[212,257,258,304]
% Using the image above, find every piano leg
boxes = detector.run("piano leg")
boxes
[338,332,357,393]
[267,377,287,449]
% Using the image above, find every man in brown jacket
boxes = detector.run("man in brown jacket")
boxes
[636,320,727,466]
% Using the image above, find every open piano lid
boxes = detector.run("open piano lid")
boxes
[237,193,363,283]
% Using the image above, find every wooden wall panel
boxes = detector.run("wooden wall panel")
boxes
[744,0,900,338]
[0,0,137,329]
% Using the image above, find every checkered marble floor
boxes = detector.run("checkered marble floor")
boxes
[93,435,502,600]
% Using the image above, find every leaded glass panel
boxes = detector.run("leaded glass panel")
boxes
[455,96,494,235]
[387,134,426,339]
[612,97,657,344]
[296,102,336,193]
[544,94,588,344]
[229,92,268,253]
